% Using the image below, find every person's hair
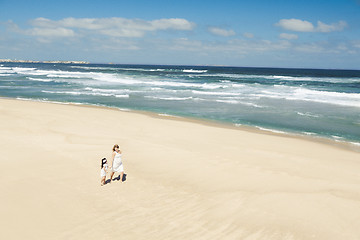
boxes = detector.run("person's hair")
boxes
[101,158,107,169]
[112,144,119,152]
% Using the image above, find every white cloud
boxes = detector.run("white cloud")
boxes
[3,20,22,33]
[336,43,348,51]
[99,28,146,38]
[243,32,254,38]
[152,18,195,31]
[208,27,236,37]
[3,16,358,66]
[166,37,292,55]
[27,27,75,37]
[352,40,360,48]
[93,38,140,51]
[316,20,347,32]
[29,17,58,28]
[279,33,298,40]
[294,43,325,53]
[276,19,314,32]
[169,38,204,51]
[24,17,196,38]
[164,37,358,57]
[276,18,347,33]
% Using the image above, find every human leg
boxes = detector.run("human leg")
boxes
[101,176,106,185]
[119,171,124,182]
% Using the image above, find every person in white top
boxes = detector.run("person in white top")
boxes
[100,158,108,186]
[110,144,124,182]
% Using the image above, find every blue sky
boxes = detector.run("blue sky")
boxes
[1,0,359,69]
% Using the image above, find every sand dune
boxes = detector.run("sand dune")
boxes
[1,98,360,240]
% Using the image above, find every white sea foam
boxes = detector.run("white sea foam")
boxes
[27,77,55,82]
[296,112,320,118]
[302,132,317,136]
[192,90,239,96]
[47,73,83,79]
[84,87,134,94]
[182,69,208,73]
[158,113,178,117]
[12,67,37,72]
[118,67,168,72]
[271,75,313,81]
[131,79,223,89]
[215,99,239,104]
[193,97,206,101]
[255,127,288,135]
[118,67,169,72]
[10,67,122,84]
[41,90,129,98]
[200,72,360,83]
[70,66,120,71]
[203,83,227,89]
[332,135,345,140]
[150,88,178,93]
[145,96,194,101]
[215,99,265,108]
[118,67,150,71]
[349,141,360,147]
[240,102,264,108]
[117,108,131,111]
[42,90,82,95]
[254,86,360,108]
[292,88,360,108]
[15,97,75,105]
[115,94,130,98]
[4,66,227,91]
[0,67,15,74]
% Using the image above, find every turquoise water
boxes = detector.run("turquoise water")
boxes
[1,62,359,145]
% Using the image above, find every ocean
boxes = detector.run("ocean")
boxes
[1,62,359,146]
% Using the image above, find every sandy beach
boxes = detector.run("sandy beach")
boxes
[1,98,360,240]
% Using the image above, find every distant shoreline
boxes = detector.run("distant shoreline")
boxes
[2,60,360,71]
[3,96,360,153]
[0,59,89,64]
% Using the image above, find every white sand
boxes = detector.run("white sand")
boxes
[1,98,360,240]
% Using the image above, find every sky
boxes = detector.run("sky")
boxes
[1,0,360,69]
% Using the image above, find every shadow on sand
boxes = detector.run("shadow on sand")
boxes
[104,173,127,185]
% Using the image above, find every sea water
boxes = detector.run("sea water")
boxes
[1,62,359,145]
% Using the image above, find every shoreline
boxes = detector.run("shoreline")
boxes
[5,96,360,153]
[0,59,89,64]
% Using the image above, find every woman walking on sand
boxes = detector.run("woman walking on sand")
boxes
[110,144,124,182]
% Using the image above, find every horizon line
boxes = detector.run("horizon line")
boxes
[1,58,359,71]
